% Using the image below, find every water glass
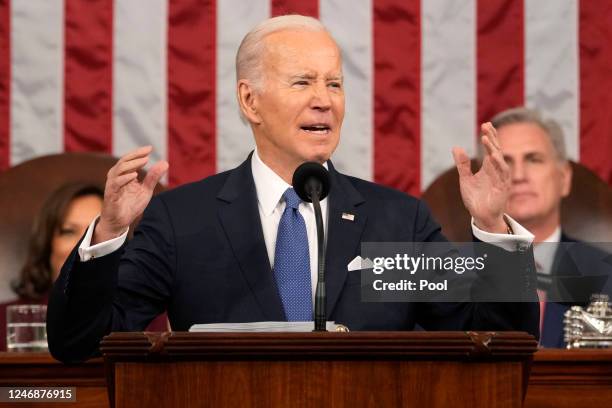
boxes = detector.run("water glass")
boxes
[6,304,48,352]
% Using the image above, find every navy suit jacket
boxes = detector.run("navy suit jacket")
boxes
[48,155,539,362]
[540,234,612,348]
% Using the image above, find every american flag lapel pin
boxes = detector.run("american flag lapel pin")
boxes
[342,212,355,221]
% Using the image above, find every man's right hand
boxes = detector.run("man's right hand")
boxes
[93,146,169,244]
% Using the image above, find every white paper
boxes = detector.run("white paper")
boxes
[189,321,339,333]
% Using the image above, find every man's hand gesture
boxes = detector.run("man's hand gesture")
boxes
[93,146,168,244]
[452,122,510,234]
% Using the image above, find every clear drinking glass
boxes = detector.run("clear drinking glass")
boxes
[6,304,48,352]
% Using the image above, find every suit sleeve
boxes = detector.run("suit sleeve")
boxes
[47,196,175,363]
[412,200,540,338]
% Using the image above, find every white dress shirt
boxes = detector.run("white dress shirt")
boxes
[251,150,328,300]
[79,151,534,303]
[533,227,562,276]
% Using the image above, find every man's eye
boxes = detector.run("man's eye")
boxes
[59,228,76,236]
[328,82,342,88]
[527,156,543,163]
[293,80,309,86]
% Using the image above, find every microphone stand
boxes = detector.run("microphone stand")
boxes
[310,189,327,332]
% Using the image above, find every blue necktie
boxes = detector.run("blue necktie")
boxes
[273,188,313,321]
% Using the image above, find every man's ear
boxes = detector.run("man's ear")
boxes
[560,160,573,197]
[237,80,261,124]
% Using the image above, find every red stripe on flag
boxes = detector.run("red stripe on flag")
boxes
[271,0,318,17]
[64,0,113,153]
[0,0,10,171]
[373,0,421,196]
[168,0,216,187]
[579,2,612,184]
[476,0,524,126]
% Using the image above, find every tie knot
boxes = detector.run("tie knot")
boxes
[283,188,302,210]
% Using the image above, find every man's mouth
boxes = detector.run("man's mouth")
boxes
[510,192,537,199]
[300,124,331,134]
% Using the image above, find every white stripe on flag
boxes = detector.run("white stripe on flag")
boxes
[113,0,168,166]
[216,0,269,172]
[320,0,373,181]
[10,0,64,166]
[421,0,476,189]
[525,0,579,160]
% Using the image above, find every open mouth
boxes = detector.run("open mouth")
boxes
[300,124,331,134]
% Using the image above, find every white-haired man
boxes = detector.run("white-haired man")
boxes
[493,107,612,347]
[48,15,538,363]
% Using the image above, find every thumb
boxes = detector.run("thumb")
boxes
[452,147,472,179]
[143,160,169,191]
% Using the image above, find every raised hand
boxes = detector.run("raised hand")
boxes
[452,122,510,234]
[93,146,169,244]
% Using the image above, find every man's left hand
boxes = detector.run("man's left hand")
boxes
[453,122,510,234]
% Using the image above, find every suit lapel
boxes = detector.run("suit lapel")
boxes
[217,155,285,321]
[325,165,367,315]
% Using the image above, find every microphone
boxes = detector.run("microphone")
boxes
[292,162,331,332]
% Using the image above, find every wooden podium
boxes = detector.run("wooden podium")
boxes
[100,331,536,408]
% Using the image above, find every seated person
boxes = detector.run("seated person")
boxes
[1,182,168,351]
[492,107,612,347]
[47,15,539,363]
[0,183,103,350]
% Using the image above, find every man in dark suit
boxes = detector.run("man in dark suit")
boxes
[48,15,538,363]
[493,107,612,347]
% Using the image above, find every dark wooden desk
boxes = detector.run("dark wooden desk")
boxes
[0,345,610,407]
[101,331,536,408]
[0,352,108,407]
[526,349,612,408]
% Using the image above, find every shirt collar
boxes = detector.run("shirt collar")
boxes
[534,226,561,275]
[251,149,329,216]
[252,149,291,216]
[541,226,561,243]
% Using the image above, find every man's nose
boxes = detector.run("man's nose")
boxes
[510,161,527,183]
[311,82,332,111]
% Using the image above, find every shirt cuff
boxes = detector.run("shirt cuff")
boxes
[471,214,534,252]
[78,216,129,261]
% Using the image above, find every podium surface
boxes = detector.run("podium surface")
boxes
[100,331,536,408]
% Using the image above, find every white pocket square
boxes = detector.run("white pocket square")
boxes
[347,256,373,272]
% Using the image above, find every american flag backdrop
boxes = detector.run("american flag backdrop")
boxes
[0,0,611,195]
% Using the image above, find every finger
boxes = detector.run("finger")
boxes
[482,122,500,150]
[489,122,501,150]
[108,146,152,178]
[481,136,508,174]
[118,145,153,164]
[143,160,169,192]
[114,156,149,176]
[481,134,496,157]
[452,147,473,178]
[107,171,139,194]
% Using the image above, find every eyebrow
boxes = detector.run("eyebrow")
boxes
[503,151,546,159]
[289,73,343,81]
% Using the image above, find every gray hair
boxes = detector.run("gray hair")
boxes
[236,15,328,91]
[491,107,568,161]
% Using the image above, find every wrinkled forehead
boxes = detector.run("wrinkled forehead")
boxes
[262,29,343,73]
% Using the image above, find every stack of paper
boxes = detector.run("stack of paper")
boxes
[189,321,339,332]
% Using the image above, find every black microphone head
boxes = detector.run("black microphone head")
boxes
[292,162,331,202]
